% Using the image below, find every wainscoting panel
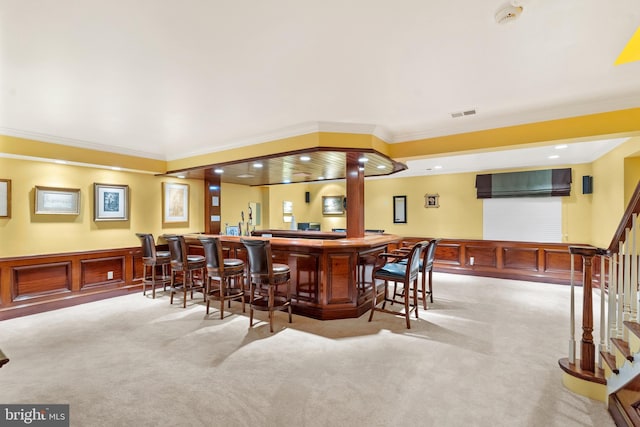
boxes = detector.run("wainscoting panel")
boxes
[0,247,143,320]
[11,262,72,301]
[502,247,539,272]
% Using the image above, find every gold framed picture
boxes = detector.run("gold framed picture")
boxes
[162,182,189,227]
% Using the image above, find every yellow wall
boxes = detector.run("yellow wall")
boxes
[251,163,593,242]
[0,157,203,257]
[219,183,266,233]
[591,136,640,248]
[3,136,640,257]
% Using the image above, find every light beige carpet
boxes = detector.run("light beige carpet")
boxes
[0,273,614,427]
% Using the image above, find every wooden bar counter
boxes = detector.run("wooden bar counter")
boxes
[184,231,400,320]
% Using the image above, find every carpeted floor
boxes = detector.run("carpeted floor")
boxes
[0,273,614,427]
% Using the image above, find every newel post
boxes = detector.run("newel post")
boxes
[569,245,598,373]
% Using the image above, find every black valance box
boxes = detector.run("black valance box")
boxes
[475,168,572,199]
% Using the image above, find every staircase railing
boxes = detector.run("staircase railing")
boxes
[565,180,640,379]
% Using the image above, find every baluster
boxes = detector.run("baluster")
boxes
[635,214,640,325]
[609,254,617,353]
[569,253,576,364]
[599,254,606,369]
[632,214,638,323]
[624,229,632,340]
[618,241,625,338]
[569,246,596,373]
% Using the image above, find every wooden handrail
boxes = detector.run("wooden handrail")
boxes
[608,179,640,253]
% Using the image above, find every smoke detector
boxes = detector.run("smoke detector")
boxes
[495,4,523,24]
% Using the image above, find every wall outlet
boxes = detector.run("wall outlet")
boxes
[107,271,114,280]
[469,257,475,266]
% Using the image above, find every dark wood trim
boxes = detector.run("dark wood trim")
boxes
[558,357,606,385]
[395,238,588,285]
[0,237,592,320]
[0,246,144,320]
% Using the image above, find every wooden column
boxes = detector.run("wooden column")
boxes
[570,245,598,373]
[204,172,221,234]
[345,152,364,238]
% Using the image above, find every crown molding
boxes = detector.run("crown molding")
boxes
[167,121,394,161]
[0,127,166,160]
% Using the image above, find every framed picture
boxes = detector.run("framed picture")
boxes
[283,200,293,214]
[393,195,407,223]
[0,179,10,218]
[225,225,240,236]
[162,182,189,226]
[425,193,440,208]
[35,186,81,215]
[94,183,129,221]
[322,195,345,215]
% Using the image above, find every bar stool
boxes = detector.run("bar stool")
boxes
[241,238,292,333]
[199,236,245,319]
[164,235,206,308]
[136,233,171,299]
[369,241,428,329]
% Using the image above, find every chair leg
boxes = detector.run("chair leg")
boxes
[421,269,427,310]
[413,278,419,319]
[183,271,188,308]
[403,281,411,329]
[220,277,225,320]
[268,284,274,333]
[151,265,157,299]
[429,270,433,303]
[287,280,292,324]
[142,265,148,296]
[170,270,175,305]
[249,282,255,327]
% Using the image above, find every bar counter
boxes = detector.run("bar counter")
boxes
[184,232,401,320]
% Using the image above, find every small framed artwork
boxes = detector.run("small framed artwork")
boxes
[35,186,81,215]
[94,183,129,221]
[0,179,10,218]
[425,193,440,208]
[322,195,345,215]
[393,195,407,223]
[283,200,293,214]
[162,182,189,226]
[225,225,240,236]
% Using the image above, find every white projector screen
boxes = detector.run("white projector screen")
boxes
[483,197,562,243]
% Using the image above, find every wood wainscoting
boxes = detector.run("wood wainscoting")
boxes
[393,238,590,286]
[0,247,144,320]
[0,238,592,320]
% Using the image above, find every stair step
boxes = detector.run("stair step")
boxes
[601,350,620,374]
[625,320,640,340]
[613,338,635,362]
[610,375,640,427]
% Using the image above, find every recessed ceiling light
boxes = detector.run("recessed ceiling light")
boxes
[358,157,368,163]
[555,144,568,150]
[283,179,291,184]
[55,160,67,164]
[177,175,186,179]
[300,156,311,162]
[111,167,121,171]
[253,163,263,168]
[377,165,386,169]
[434,165,443,169]
[548,155,560,159]
[214,168,224,174]
[318,176,325,180]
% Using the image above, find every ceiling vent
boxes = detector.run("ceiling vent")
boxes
[495,3,523,24]
[451,109,477,119]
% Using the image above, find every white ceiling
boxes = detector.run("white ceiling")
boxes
[1,0,639,174]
